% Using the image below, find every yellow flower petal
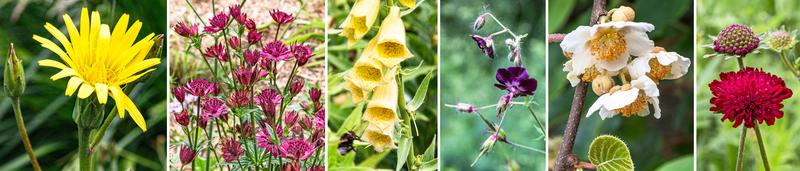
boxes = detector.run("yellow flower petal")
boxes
[363,76,399,124]
[65,77,84,96]
[119,58,161,80]
[32,35,76,68]
[77,83,95,99]
[50,68,76,80]
[43,23,75,58]
[38,59,68,69]
[119,68,156,84]
[400,0,416,8]
[111,86,147,131]
[95,83,109,104]
[374,6,413,66]
[362,123,395,152]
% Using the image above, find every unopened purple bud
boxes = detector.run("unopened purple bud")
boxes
[455,103,476,113]
[180,146,197,165]
[496,94,512,118]
[290,79,305,95]
[473,13,487,31]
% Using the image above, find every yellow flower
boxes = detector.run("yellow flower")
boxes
[344,80,365,103]
[34,8,159,131]
[362,122,395,152]
[362,75,398,124]
[374,6,413,66]
[400,0,416,8]
[346,39,394,91]
[339,0,381,47]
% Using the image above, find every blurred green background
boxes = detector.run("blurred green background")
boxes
[697,0,800,170]
[440,0,546,170]
[548,0,694,170]
[326,0,438,170]
[0,0,167,170]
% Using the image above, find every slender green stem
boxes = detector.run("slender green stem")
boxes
[525,103,545,136]
[78,126,93,171]
[184,0,207,26]
[90,107,117,151]
[778,51,800,82]
[754,124,771,171]
[736,127,746,171]
[11,98,41,171]
[205,120,215,171]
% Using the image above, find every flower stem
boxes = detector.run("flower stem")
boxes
[553,81,588,171]
[778,51,800,82]
[78,125,93,171]
[736,127,746,171]
[90,107,117,151]
[754,124,771,171]
[11,98,41,171]
[737,56,745,70]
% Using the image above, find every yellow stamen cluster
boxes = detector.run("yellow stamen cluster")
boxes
[589,28,627,62]
[614,92,648,117]
[646,58,672,81]
[581,65,601,81]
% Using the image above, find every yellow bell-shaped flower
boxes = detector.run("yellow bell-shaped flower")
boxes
[344,79,366,103]
[400,0,416,8]
[347,40,389,91]
[362,75,398,125]
[339,0,381,47]
[373,6,413,66]
[362,122,396,152]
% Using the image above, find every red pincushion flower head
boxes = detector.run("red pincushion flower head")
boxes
[709,68,793,128]
[270,9,294,24]
[713,24,760,56]
[262,41,291,61]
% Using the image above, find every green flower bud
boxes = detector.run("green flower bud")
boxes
[4,43,25,98]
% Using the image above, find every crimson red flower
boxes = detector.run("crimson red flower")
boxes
[204,12,229,33]
[270,9,294,24]
[233,67,257,85]
[220,138,244,162]
[172,86,186,103]
[227,36,241,50]
[262,41,291,61]
[290,79,305,95]
[279,138,315,161]
[179,146,196,165]
[203,43,229,62]
[174,111,190,126]
[173,22,198,37]
[227,90,252,108]
[709,68,793,128]
[247,30,262,44]
[203,98,229,119]
[243,49,261,66]
[291,44,312,66]
[184,79,215,97]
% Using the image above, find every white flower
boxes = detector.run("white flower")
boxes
[628,49,691,81]
[560,22,655,83]
[586,76,661,119]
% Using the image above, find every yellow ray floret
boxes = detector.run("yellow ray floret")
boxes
[34,8,159,131]
[374,6,413,66]
[362,75,399,124]
[339,0,381,47]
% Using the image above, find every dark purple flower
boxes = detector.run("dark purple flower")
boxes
[203,98,229,119]
[279,138,315,161]
[203,44,229,62]
[494,66,537,97]
[204,12,229,34]
[247,30,262,44]
[172,86,186,103]
[470,34,495,59]
[309,87,322,103]
[270,9,294,24]
[262,41,291,61]
[290,79,305,95]
[243,49,261,66]
[291,44,313,66]
[233,67,257,85]
[173,22,198,37]
[175,111,190,126]
[180,146,196,165]
[220,138,244,162]
[226,90,252,108]
[227,36,241,50]
[184,79,215,97]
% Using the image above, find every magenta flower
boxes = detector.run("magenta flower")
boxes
[220,138,244,162]
[233,67,257,85]
[270,9,294,24]
[243,49,261,66]
[204,12,229,33]
[174,111,190,126]
[203,98,229,119]
[235,122,255,138]
[247,30,262,44]
[262,41,291,61]
[710,68,793,128]
[180,146,196,165]
[309,165,324,171]
[226,90,252,108]
[279,138,315,161]
[184,79,215,97]
[713,24,760,55]
[228,5,242,19]
[470,34,495,59]
[203,43,229,62]
[197,113,210,129]
[257,88,282,116]
[291,44,313,66]
[257,126,280,156]
[309,87,322,103]
[285,110,299,126]
[282,162,301,171]
[227,36,241,50]
[244,18,256,31]
[494,66,537,97]
[290,79,305,95]
[172,86,186,103]
[313,109,325,129]
[173,22,198,37]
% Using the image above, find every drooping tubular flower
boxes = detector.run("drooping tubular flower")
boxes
[560,21,655,76]
[627,47,691,81]
[347,40,392,91]
[362,122,396,152]
[362,76,399,126]
[470,34,495,59]
[35,8,160,131]
[339,0,380,47]
[494,66,537,97]
[344,80,366,103]
[587,76,661,119]
[374,6,413,66]
[709,68,793,128]
[712,24,759,56]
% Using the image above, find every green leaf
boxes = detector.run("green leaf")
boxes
[406,70,434,112]
[358,150,391,168]
[336,102,365,136]
[588,135,634,171]
[655,155,693,171]
[548,0,576,31]
[396,135,412,171]
[419,159,438,171]
[422,134,437,161]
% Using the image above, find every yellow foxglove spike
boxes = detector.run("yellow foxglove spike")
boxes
[362,75,399,125]
[339,0,381,47]
[348,40,387,91]
[362,122,396,152]
[374,6,413,66]
[344,79,366,103]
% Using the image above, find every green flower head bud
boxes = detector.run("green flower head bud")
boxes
[4,43,25,98]
[767,30,796,51]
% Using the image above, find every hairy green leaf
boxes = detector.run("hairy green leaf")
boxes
[588,135,634,171]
